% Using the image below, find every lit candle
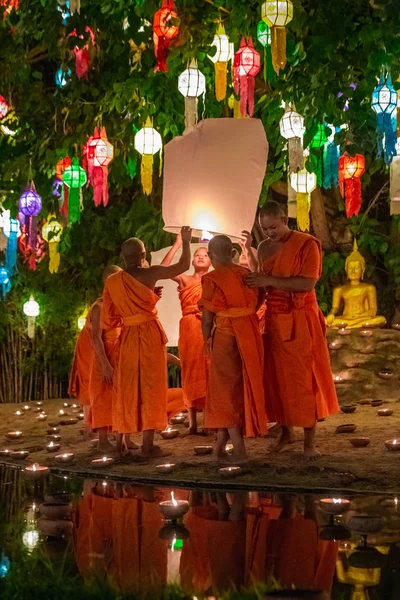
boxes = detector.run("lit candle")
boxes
[47,427,60,434]
[170,414,186,425]
[156,463,176,474]
[194,445,213,456]
[0,449,10,457]
[379,369,394,380]
[160,427,179,440]
[6,431,23,441]
[63,402,70,408]
[378,408,393,417]
[385,439,400,451]
[46,434,61,442]
[338,325,351,336]
[23,405,31,411]
[36,401,43,407]
[334,375,343,383]
[37,413,48,421]
[90,456,114,468]
[58,409,66,416]
[329,341,343,350]
[319,498,351,515]
[59,417,78,425]
[225,443,233,454]
[9,450,29,460]
[218,466,242,478]
[15,410,23,417]
[360,328,373,338]
[72,404,78,409]
[46,441,60,453]
[159,491,189,520]
[54,453,74,464]
[24,463,49,479]
[77,412,84,420]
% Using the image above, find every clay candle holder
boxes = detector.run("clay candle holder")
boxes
[329,341,343,350]
[37,413,48,422]
[393,323,400,330]
[379,369,394,380]
[360,328,373,338]
[23,404,31,411]
[59,418,78,426]
[341,405,357,414]
[54,453,74,464]
[63,402,70,408]
[24,463,49,480]
[338,325,351,336]
[334,376,344,384]
[160,427,179,440]
[350,437,370,448]
[219,466,242,478]
[14,410,24,417]
[58,409,68,417]
[378,408,393,417]
[336,424,357,434]
[77,412,84,420]
[371,399,383,407]
[91,456,114,469]
[36,401,43,406]
[6,431,23,441]
[194,446,213,456]
[46,441,61,453]
[9,450,29,460]
[359,399,372,405]
[47,427,60,435]
[46,434,61,442]
[319,498,351,515]
[159,492,189,521]
[0,449,11,457]
[156,463,176,474]
[385,439,400,451]
[170,414,186,425]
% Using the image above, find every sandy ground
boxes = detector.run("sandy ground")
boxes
[1,397,400,493]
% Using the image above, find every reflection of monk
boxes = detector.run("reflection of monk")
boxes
[102,227,192,456]
[200,235,267,462]
[245,202,339,457]
[161,235,211,434]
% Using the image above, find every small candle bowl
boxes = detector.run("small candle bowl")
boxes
[36,401,43,407]
[160,428,179,440]
[194,446,213,456]
[159,498,189,521]
[379,370,394,380]
[156,463,176,474]
[334,376,344,384]
[14,410,24,417]
[9,450,29,460]
[91,456,114,469]
[385,439,400,451]
[378,408,393,417]
[6,431,23,441]
[58,409,68,417]
[371,399,383,407]
[360,329,373,338]
[219,466,242,478]
[37,414,48,421]
[319,498,351,515]
[0,449,11,458]
[341,405,357,414]
[24,463,49,480]
[54,453,74,464]
[336,424,357,434]
[350,437,370,448]
[225,443,233,455]
[46,442,61,453]
[33,407,42,412]
[77,412,84,420]
[72,403,78,409]
[392,323,400,331]
[338,327,351,336]
[329,341,343,350]
[46,434,61,442]
[47,427,60,435]
[170,414,186,425]
[63,403,70,408]
[359,399,372,405]
[59,418,78,426]
[23,404,31,411]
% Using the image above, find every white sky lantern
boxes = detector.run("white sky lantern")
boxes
[162,118,268,240]
[23,295,40,339]
[178,59,206,132]
[134,118,163,195]
[290,169,317,232]
[280,107,305,173]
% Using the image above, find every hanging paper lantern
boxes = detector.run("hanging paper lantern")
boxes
[23,296,40,339]
[55,68,72,89]
[0,95,9,120]
[261,0,293,75]
[339,153,365,218]
[233,37,260,118]
[257,20,271,81]
[69,26,95,80]
[208,24,231,102]
[55,155,72,218]
[3,212,19,273]
[0,0,18,19]
[153,0,179,73]
[0,110,20,137]
[178,59,206,131]
[57,0,70,24]
[134,118,162,195]
[280,107,305,173]
[18,183,42,263]
[322,125,340,189]
[42,216,62,274]
[0,207,8,251]
[290,170,317,232]
[0,266,10,298]
[62,159,87,224]
[308,123,329,186]
[86,127,114,207]
[371,74,397,166]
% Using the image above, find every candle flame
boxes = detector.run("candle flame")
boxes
[63,454,68,458]
[49,442,54,447]
[333,498,343,504]
[201,230,214,242]
[32,463,38,471]
[59,410,64,415]
[171,491,178,507]
[102,456,108,462]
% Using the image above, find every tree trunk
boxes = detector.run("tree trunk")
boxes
[310,186,335,250]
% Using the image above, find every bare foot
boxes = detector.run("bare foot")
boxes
[141,446,171,458]
[97,441,116,453]
[304,447,321,459]
[125,440,140,450]
[268,432,296,453]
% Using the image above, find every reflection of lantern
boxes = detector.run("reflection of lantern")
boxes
[208,24,231,101]
[3,212,19,273]
[0,95,9,120]
[153,0,179,73]
[19,183,42,255]
[134,118,162,195]
[233,37,260,117]
[372,74,397,166]
[55,67,72,88]
[23,295,40,339]
[77,309,87,330]
[280,107,305,173]
[178,59,206,131]
[290,169,317,232]
[0,266,11,297]
[87,127,114,206]
[62,159,87,224]
[42,216,62,273]
[261,0,293,75]
[339,153,365,218]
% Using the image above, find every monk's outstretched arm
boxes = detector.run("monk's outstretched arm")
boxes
[91,304,114,384]
[147,226,192,282]
[240,230,259,272]
[160,234,184,284]
[245,273,317,293]
[167,352,181,368]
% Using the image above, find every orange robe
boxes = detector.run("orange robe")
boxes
[199,265,267,437]
[88,299,121,431]
[178,280,208,409]
[102,270,168,434]
[261,231,339,427]
[167,388,185,418]
[68,305,95,406]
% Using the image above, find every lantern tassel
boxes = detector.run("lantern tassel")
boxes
[323,142,339,189]
[154,34,170,73]
[345,177,362,218]
[5,233,17,273]
[288,137,304,173]
[184,96,198,132]
[69,0,80,14]
[296,192,310,232]
[48,242,60,274]
[390,156,400,215]
[141,154,154,195]
[376,112,397,166]
[233,99,243,119]
[27,316,35,340]
[287,175,297,219]
[214,62,227,101]
[74,47,90,79]
[68,187,81,224]
[270,27,286,75]
[28,215,37,250]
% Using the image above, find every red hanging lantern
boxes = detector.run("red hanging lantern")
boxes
[86,127,114,207]
[69,26,96,79]
[233,37,260,117]
[153,0,179,73]
[56,156,72,218]
[0,0,18,20]
[18,229,46,271]
[339,153,365,218]
[0,95,9,120]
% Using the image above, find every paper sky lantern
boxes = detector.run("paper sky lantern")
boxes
[153,0,179,73]
[339,152,365,218]
[261,0,293,75]
[62,159,87,224]
[290,169,317,232]
[0,95,9,120]
[178,59,206,132]
[70,26,95,80]
[19,183,42,257]
[42,215,62,274]
[3,212,19,273]
[134,118,163,195]
[233,37,260,118]
[371,74,397,166]
[208,23,231,102]
[0,266,10,298]
[23,295,39,339]
[55,67,72,89]
[390,138,400,215]
[280,107,305,173]
[163,118,268,239]
[87,127,114,207]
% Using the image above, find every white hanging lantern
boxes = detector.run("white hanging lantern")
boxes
[208,24,231,101]
[261,0,293,74]
[280,107,305,173]
[290,169,317,232]
[178,59,206,132]
[134,118,163,195]
[23,295,40,339]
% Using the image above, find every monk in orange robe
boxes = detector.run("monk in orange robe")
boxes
[166,352,186,417]
[88,265,122,451]
[68,309,94,420]
[200,235,267,462]
[102,226,192,457]
[245,201,339,458]
[161,236,211,434]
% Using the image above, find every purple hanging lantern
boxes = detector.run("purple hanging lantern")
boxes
[18,182,42,250]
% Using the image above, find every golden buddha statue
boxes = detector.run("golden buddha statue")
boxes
[326,240,386,329]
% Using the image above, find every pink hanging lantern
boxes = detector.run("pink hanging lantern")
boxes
[0,95,9,120]
[69,26,96,79]
[233,37,260,117]
[86,127,113,206]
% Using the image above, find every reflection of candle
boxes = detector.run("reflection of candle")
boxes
[91,456,114,468]
[156,463,176,474]
[219,466,242,478]
[24,463,49,479]
[159,491,189,520]
[319,498,350,514]
[46,441,60,453]
[55,453,74,464]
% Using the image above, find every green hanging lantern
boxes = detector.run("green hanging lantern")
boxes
[310,123,328,148]
[62,159,87,225]
[308,124,329,186]
[257,20,272,81]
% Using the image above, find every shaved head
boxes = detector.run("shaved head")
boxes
[259,201,287,219]
[121,237,146,265]
[102,264,121,283]
[208,235,233,260]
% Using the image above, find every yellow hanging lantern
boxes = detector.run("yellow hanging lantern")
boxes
[208,23,231,102]
[134,118,163,195]
[290,169,316,232]
[261,0,293,75]
[41,215,62,274]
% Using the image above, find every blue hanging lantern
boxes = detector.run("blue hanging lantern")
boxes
[57,0,70,25]
[323,125,340,189]
[4,215,19,273]
[371,74,397,166]
[55,67,72,89]
[0,266,11,298]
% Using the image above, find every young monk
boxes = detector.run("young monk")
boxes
[89,265,122,452]
[200,235,267,463]
[161,235,211,434]
[102,226,192,457]
[244,201,339,458]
